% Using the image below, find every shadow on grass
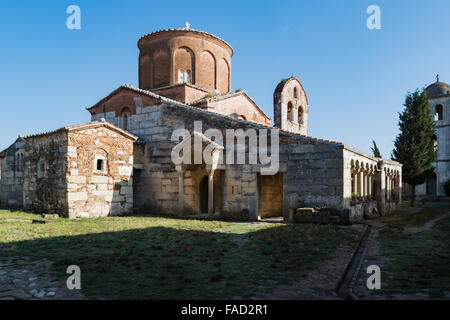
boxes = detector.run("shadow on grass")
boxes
[0,222,360,300]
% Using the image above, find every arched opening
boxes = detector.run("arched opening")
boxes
[432,134,438,152]
[287,101,294,121]
[372,180,377,197]
[96,159,104,171]
[94,149,108,174]
[351,173,355,193]
[293,87,298,99]
[120,108,131,131]
[435,104,443,121]
[199,176,209,214]
[175,47,194,85]
[198,51,216,90]
[217,58,230,93]
[298,106,303,125]
[139,53,151,89]
[426,172,437,196]
[153,49,170,87]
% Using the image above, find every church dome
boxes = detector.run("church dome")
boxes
[425,78,450,99]
[137,24,232,93]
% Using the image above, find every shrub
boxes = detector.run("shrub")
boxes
[351,192,360,200]
[444,179,450,197]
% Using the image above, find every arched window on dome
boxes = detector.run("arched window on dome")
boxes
[287,101,294,122]
[435,104,443,121]
[178,69,191,84]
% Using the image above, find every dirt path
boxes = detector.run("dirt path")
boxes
[250,226,366,300]
[404,212,450,234]
[352,206,450,300]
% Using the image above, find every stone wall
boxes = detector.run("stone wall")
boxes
[99,101,347,220]
[0,138,25,207]
[65,126,135,218]
[281,140,344,219]
[24,132,68,214]
[20,123,136,218]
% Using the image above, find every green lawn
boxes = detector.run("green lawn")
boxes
[0,210,361,299]
[377,203,450,298]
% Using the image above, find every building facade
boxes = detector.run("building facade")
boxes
[0,26,402,222]
[415,76,450,197]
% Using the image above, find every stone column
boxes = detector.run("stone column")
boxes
[398,171,402,205]
[363,172,368,197]
[293,107,299,124]
[352,172,357,194]
[386,175,391,201]
[208,169,215,216]
[377,165,386,215]
[176,165,185,216]
[368,173,372,198]
[357,170,363,196]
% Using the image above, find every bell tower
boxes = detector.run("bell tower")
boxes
[273,76,309,135]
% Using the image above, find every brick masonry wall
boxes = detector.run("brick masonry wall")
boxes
[66,126,134,218]
[138,31,232,93]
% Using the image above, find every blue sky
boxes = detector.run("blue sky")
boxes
[1,0,449,156]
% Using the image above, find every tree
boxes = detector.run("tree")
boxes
[371,141,382,158]
[392,89,436,205]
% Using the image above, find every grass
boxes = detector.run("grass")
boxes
[0,209,362,300]
[377,203,450,298]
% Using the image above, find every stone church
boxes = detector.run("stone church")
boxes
[0,25,402,223]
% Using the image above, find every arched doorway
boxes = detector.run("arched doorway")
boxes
[426,173,437,196]
[200,176,209,214]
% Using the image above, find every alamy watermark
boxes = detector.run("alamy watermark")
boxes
[66,5,81,30]
[366,5,381,30]
[171,121,280,175]
[66,265,81,290]
[366,265,381,290]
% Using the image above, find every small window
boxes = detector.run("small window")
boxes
[178,69,191,84]
[123,113,128,130]
[293,87,298,99]
[435,104,443,121]
[94,152,107,174]
[38,161,46,178]
[96,159,104,171]
[120,108,131,130]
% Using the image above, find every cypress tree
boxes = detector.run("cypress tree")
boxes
[392,89,436,205]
